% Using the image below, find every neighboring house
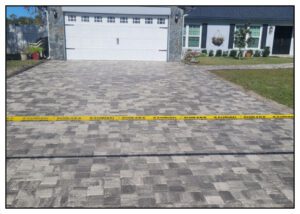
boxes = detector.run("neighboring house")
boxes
[47,6,293,61]
[183,6,294,56]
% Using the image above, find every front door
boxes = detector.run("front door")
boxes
[272,26,293,54]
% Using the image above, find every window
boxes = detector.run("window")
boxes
[234,25,261,49]
[145,18,153,24]
[68,15,76,22]
[248,26,261,48]
[157,18,165,24]
[133,17,140,24]
[81,16,89,22]
[107,17,115,23]
[94,16,102,22]
[120,17,128,23]
[188,25,201,47]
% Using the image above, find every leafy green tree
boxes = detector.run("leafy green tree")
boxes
[24,6,47,25]
[234,24,252,59]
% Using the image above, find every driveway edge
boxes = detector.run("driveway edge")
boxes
[6,60,47,78]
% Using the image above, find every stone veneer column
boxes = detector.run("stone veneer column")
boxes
[168,7,184,62]
[47,6,66,60]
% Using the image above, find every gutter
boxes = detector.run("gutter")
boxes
[181,14,188,59]
[45,9,51,59]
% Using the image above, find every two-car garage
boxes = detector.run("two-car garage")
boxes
[63,7,170,61]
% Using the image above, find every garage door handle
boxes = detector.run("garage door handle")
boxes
[159,49,167,51]
[116,38,119,45]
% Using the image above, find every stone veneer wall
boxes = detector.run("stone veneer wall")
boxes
[168,7,184,62]
[48,6,66,60]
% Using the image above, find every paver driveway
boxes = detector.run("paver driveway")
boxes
[6,61,294,207]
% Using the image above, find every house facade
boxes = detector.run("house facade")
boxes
[183,6,294,57]
[47,6,293,61]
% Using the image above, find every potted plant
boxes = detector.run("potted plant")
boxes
[19,44,28,61]
[245,50,253,58]
[212,37,224,46]
[27,45,43,60]
[20,50,28,61]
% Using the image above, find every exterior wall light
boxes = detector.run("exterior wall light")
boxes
[269,26,274,34]
[175,13,180,23]
[51,9,58,19]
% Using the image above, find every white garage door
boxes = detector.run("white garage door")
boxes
[64,13,169,61]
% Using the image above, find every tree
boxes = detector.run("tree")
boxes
[234,24,252,59]
[24,6,47,25]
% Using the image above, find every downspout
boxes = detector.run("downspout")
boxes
[181,14,188,59]
[45,9,51,59]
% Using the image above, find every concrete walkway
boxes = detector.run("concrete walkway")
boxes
[194,63,293,71]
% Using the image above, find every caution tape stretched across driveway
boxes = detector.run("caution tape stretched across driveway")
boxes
[6,114,294,122]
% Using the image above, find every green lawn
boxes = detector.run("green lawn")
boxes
[7,60,40,70]
[211,69,294,108]
[196,56,293,65]
[6,60,41,77]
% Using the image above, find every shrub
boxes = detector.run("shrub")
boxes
[222,51,229,57]
[262,46,270,57]
[215,49,222,57]
[26,45,43,55]
[201,49,207,54]
[254,50,261,57]
[208,50,214,57]
[229,50,237,57]
[184,51,200,62]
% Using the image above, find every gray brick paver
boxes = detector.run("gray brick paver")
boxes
[6,61,293,207]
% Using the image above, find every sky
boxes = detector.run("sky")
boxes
[6,6,35,18]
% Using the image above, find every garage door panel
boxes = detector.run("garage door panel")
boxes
[67,49,167,61]
[64,13,168,61]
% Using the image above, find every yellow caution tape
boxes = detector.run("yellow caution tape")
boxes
[6,114,294,122]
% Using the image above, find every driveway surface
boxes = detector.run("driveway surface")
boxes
[6,61,294,207]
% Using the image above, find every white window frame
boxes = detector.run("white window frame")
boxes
[157,18,165,25]
[133,17,140,24]
[94,16,102,22]
[120,17,128,23]
[107,17,115,23]
[145,18,153,24]
[184,24,202,49]
[233,24,262,49]
[68,15,76,22]
[81,16,89,22]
